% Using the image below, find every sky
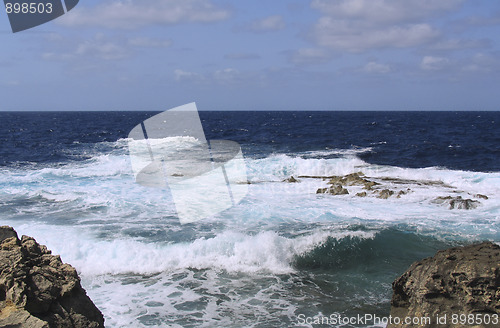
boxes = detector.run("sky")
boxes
[1,0,500,111]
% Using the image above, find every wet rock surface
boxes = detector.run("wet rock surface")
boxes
[0,226,104,328]
[388,242,500,328]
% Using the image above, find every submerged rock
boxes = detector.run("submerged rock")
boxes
[433,196,480,209]
[388,242,500,328]
[396,189,410,198]
[316,184,349,195]
[377,189,394,199]
[0,226,104,328]
[283,176,299,183]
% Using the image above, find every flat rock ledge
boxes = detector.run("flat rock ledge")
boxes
[388,242,500,328]
[0,226,104,328]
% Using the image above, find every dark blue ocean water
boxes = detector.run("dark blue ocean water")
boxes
[2,111,500,171]
[1,111,499,328]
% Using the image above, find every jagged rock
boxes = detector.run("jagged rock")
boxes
[331,185,349,195]
[362,180,379,190]
[0,226,104,328]
[396,189,411,198]
[316,184,349,195]
[356,192,367,197]
[433,196,480,210]
[326,172,380,191]
[377,189,394,199]
[283,176,299,183]
[475,194,488,200]
[388,242,500,328]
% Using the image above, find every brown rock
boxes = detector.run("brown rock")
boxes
[397,189,411,198]
[377,189,394,199]
[316,185,349,195]
[388,242,500,328]
[327,184,349,195]
[433,196,480,210]
[284,176,299,183]
[356,192,367,197]
[0,226,104,328]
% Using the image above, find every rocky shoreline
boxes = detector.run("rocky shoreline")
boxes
[389,242,500,328]
[0,226,104,328]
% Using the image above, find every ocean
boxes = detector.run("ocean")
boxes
[1,111,499,327]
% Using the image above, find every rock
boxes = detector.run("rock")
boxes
[396,189,411,198]
[0,226,104,328]
[377,189,394,199]
[0,226,18,243]
[283,176,299,183]
[326,172,378,189]
[330,184,349,195]
[342,172,366,185]
[316,184,349,195]
[475,194,488,200]
[388,242,500,328]
[356,192,367,197]
[433,196,480,210]
[362,180,379,190]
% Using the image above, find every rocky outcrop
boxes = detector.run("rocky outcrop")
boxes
[377,189,394,199]
[388,242,500,328]
[316,184,349,195]
[326,172,379,190]
[0,226,104,328]
[433,196,480,210]
[283,176,299,183]
[306,172,487,209]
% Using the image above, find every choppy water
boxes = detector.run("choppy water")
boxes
[1,111,499,327]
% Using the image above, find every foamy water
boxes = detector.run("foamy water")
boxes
[1,137,499,327]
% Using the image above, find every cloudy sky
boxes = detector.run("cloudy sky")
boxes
[1,0,499,110]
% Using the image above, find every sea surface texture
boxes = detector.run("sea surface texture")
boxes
[1,111,499,327]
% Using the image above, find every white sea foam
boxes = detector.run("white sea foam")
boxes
[6,222,374,277]
[2,141,499,327]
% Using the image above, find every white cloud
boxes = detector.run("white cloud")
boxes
[128,37,171,48]
[58,0,230,29]
[420,56,450,70]
[174,68,247,84]
[314,19,438,52]
[75,34,129,60]
[429,39,490,51]
[362,61,391,73]
[248,15,285,32]
[290,48,331,65]
[462,53,500,73]
[309,0,463,52]
[174,69,204,82]
[214,68,240,82]
[311,0,464,24]
[42,34,130,62]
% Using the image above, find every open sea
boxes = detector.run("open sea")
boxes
[1,111,499,327]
